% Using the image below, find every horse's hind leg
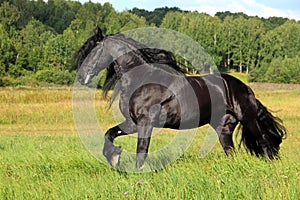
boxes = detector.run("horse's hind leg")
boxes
[212,113,238,156]
[103,120,136,167]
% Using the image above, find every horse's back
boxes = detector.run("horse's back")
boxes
[186,73,256,121]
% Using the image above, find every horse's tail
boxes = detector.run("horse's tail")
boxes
[240,99,286,159]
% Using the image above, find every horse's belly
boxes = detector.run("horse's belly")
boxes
[153,91,212,129]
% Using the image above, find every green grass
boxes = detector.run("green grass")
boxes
[0,136,300,199]
[0,84,300,199]
[1,135,299,199]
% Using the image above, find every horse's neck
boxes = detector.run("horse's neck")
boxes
[116,63,151,95]
[114,52,146,76]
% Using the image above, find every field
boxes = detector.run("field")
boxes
[0,81,300,199]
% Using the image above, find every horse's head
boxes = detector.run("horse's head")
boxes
[74,27,114,85]
[76,27,141,85]
[77,40,114,84]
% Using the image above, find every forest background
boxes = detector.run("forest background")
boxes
[0,0,299,86]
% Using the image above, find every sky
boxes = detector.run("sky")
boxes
[78,0,300,20]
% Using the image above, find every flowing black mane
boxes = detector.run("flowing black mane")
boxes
[102,47,185,98]
[77,32,186,98]
[71,26,104,70]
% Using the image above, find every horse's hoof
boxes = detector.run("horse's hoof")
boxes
[109,146,122,167]
[137,164,145,171]
[136,159,145,171]
[111,153,120,167]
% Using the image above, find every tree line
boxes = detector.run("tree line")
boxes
[0,0,299,86]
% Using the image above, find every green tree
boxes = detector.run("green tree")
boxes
[75,1,104,29]
[262,16,289,31]
[187,14,223,69]
[2,0,33,29]
[241,18,264,73]
[131,7,182,26]
[119,11,147,31]
[46,0,76,33]
[160,11,182,30]
[42,31,75,70]
[104,10,121,34]
[220,16,234,70]
[104,10,147,33]
[215,11,249,21]
[0,23,16,77]
[251,56,300,83]
[250,21,300,83]
[259,20,300,69]
[220,16,264,73]
[229,16,248,72]
[161,12,219,73]
[15,19,53,73]
[0,2,20,32]
[0,1,299,85]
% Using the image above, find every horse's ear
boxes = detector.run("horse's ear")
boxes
[96,26,105,40]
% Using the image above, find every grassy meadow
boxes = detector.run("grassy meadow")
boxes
[0,79,300,199]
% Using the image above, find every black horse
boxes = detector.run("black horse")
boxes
[73,27,286,169]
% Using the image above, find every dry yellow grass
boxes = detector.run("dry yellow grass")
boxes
[0,84,299,138]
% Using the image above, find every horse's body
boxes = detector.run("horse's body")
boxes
[74,27,286,169]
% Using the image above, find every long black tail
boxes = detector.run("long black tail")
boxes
[241,99,287,159]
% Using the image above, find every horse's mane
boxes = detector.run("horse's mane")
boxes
[73,30,186,100]
[101,34,185,99]
[71,26,104,70]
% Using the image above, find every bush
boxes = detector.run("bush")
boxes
[0,75,39,87]
[249,57,300,84]
[35,69,76,85]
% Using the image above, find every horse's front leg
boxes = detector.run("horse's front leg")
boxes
[136,117,153,170]
[103,120,136,167]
